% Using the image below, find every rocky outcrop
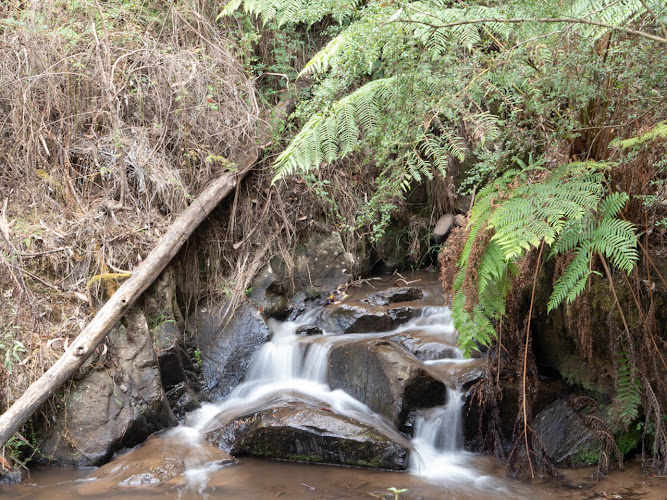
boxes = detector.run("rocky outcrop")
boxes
[78,430,233,494]
[38,307,175,466]
[142,267,200,417]
[250,231,355,318]
[194,302,271,401]
[328,338,445,427]
[203,395,411,470]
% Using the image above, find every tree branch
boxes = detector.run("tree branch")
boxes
[395,14,667,45]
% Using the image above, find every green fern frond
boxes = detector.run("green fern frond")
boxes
[612,121,667,149]
[272,78,397,181]
[617,351,642,425]
[299,30,352,76]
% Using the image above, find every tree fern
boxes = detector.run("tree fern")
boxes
[452,162,637,355]
[272,77,395,180]
[548,192,637,312]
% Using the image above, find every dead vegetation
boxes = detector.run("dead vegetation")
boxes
[0,0,258,417]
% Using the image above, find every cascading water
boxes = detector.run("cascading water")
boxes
[186,301,481,484]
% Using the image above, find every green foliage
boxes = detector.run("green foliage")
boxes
[0,314,25,374]
[547,191,638,313]
[617,351,642,425]
[612,121,667,150]
[451,162,637,356]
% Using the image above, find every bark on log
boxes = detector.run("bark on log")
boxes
[0,152,255,448]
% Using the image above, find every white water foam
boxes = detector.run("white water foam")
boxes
[182,299,489,490]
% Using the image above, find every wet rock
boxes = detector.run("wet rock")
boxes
[316,304,419,334]
[296,325,323,336]
[388,329,459,362]
[250,231,355,318]
[194,302,271,401]
[316,304,393,334]
[166,382,200,416]
[38,307,175,466]
[0,468,23,485]
[204,396,411,470]
[386,306,421,323]
[533,399,599,466]
[328,338,445,426]
[363,287,423,307]
[78,430,233,494]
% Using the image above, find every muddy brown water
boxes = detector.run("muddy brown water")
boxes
[3,272,666,499]
[2,457,665,499]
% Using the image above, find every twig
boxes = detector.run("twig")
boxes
[638,0,667,39]
[233,188,273,249]
[19,247,69,257]
[20,269,61,292]
[522,240,545,479]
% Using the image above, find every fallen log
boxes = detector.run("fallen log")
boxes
[0,150,256,449]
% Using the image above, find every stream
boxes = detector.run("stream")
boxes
[2,273,666,499]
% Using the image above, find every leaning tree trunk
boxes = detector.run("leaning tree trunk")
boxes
[0,149,257,449]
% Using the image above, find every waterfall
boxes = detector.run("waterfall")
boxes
[186,295,479,482]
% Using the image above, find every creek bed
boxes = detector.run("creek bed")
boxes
[2,456,665,499]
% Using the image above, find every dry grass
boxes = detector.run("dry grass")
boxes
[0,0,258,414]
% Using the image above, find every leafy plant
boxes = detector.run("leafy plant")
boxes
[617,351,642,425]
[451,160,637,356]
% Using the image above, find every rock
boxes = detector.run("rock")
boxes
[388,329,460,362]
[194,302,271,401]
[328,338,445,426]
[203,396,411,470]
[432,214,455,243]
[316,304,420,334]
[296,325,323,336]
[316,304,393,334]
[38,307,175,466]
[77,430,233,494]
[166,382,200,416]
[462,377,562,451]
[363,287,423,307]
[456,195,473,214]
[386,306,421,324]
[250,231,355,318]
[0,468,23,485]
[533,399,599,466]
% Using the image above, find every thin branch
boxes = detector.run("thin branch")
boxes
[522,240,545,479]
[395,15,667,45]
[637,0,667,39]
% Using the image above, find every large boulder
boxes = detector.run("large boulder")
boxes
[194,302,271,401]
[78,429,233,494]
[38,307,175,466]
[328,338,445,427]
[533,399,601,466]
[203,395,411,470]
